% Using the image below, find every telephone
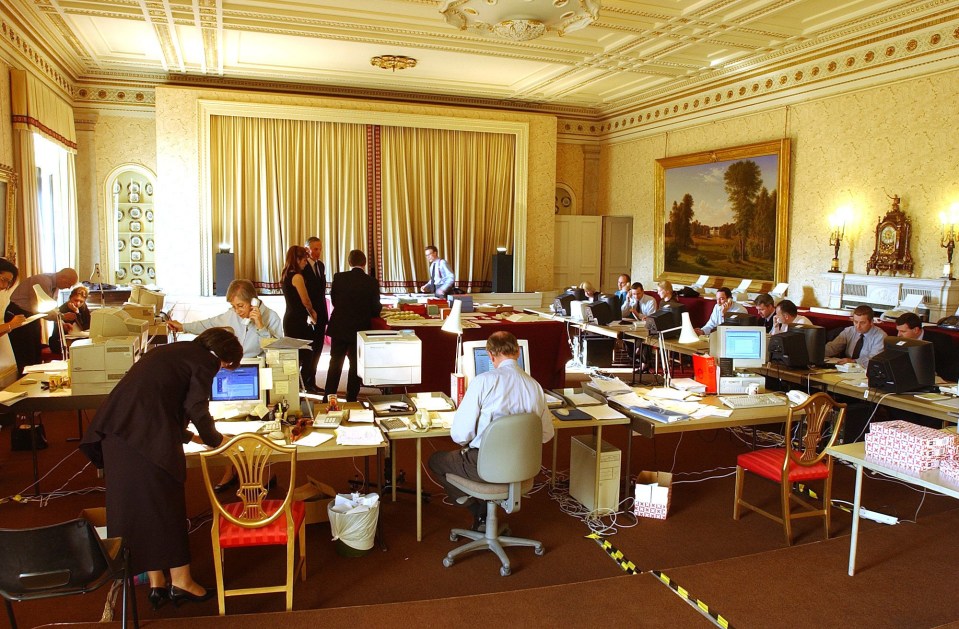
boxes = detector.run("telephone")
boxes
[938,315,959,330]
[241,298,261,326]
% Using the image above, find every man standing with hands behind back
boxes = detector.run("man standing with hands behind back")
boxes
[420,245,455,297]
[302,237,329,394]
[324,250,381,402]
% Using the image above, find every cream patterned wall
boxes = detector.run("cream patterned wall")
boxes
[587,66,959,308]
[556,143,584,215]
[154,87,556,294]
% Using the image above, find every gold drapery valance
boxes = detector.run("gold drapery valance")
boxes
[10,69,77,152]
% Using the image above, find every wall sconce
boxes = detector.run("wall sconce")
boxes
[940,203,959,280]
[827,207,849,273]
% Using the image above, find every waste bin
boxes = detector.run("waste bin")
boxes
[328,493,380,557]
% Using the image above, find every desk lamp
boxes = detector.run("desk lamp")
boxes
[655,312,699,388]
[441,298,464,374]
[33,285,69,361]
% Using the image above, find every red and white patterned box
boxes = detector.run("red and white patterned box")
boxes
[939,459,959,484]
[865,421,959,473]
[633,471,672,520]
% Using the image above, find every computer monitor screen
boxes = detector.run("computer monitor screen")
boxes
[795,325,826,367]
[553,293,576,317]
[721,313,759,327]
[461,339,531,386]
[210,359,265,404]
[569,300,587,322]
[582,301,615,326]
[129,285,165,315]
[646,308,683,339]
[768,330,809,368]
[709,325,767,369]
[867,337,935,393]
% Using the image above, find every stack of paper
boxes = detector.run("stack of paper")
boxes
[335,425,384,446]
[588,377,632,396]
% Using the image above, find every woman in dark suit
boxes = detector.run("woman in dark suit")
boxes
[281,245,317,379]
[80,328,243,610]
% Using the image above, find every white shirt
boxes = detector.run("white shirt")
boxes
[451,359,554,449]
[701,301,747,335]
[623,294,656,318]
[824,324,887,367]
[182,303,283,358]
[771,314,812,335]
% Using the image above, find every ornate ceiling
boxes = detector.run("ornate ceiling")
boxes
[4,0,959,131]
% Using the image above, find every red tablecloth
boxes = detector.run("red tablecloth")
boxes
[383,319,571,393]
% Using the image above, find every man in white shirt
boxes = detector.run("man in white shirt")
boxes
[419,245,455,297]
[622,282,657,320]
[825,305,887,367]
[695,287,746,336]
[428,331,554,531]
[770,299,812,334]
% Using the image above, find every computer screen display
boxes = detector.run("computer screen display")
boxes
[710,325,767,369]
[211,363,261,402]
[473,345,526,376]
[460,339,532,385]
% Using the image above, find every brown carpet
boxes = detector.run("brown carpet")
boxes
[4,408,959,628]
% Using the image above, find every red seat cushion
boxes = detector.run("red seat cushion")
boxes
[738,449,830,483]
[218,500,305,548]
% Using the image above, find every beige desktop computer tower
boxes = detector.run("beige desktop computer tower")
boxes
[569,435,621,512]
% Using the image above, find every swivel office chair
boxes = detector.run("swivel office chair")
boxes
[442,413,545,576]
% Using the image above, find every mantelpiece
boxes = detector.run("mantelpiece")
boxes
[821,273,958,321]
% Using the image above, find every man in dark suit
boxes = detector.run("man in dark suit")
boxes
[896,312,958,381]
[302,236,329,393]
[324,249,381,402]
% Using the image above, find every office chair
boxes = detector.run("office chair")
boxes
[0,518,138,629]
[734,392,847,544]
[443,413,545,576]
[200,433,307,614]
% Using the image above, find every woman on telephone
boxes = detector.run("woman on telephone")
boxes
[167,279,282,358]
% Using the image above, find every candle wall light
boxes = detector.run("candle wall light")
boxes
[828,206,852,273]
[940,203,959,280]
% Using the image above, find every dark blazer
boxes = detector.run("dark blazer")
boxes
[302,259,328,329]
[326,267,381,343]
[79,340,223,483]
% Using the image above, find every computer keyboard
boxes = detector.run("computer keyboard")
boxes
[719,393,787,409]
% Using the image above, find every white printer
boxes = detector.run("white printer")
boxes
[69,336,138,395]
[357,330,422,386]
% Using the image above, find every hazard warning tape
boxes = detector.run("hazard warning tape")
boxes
[585,533,638,574]
[794,482,819,500]
[652,570,734,629]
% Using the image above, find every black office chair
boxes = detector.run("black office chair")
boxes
[0,518,139,629]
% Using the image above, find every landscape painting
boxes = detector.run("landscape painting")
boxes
[654,140,790,286]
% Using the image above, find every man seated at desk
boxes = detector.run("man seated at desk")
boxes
[695,287,746,336]
[771,299,811,334]
[614,274,631,311]
[896,312,959,381]
[825,305,886,367]
[428,331,554,532]
[622,282,657,320]
[754,293,776,333]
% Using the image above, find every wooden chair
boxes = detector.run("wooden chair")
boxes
[200,433,306,615]
[733,392,847,545]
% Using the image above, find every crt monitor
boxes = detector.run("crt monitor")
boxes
[645,304,687,340]
[553,293,576,317]
[721,313,759,327]
[794,325,826,367]
[210,357,266,406]
[709,325,767,369]
[867,337,935,393]
[768,330,809,368]
[460,339,531,386]
[129,285,165,315]
[582,301,615,326]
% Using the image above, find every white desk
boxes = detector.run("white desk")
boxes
[826,441,959,575]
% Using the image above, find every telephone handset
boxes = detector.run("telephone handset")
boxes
[241,298,261,326]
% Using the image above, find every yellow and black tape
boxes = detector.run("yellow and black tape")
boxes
[585,533,638,574]
[653,570,734,629]
[795,483,819,500]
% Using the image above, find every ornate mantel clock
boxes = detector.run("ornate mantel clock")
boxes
[866,194,914,276]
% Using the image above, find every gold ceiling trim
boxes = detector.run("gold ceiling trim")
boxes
[0,20,74,96]
[370,55,417,72]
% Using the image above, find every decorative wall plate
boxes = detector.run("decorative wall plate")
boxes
[117,239,125,251]
[129,207,142,219]
[146,239,155,251]
[147,267,156,278]
[129,221,141,232]
[131,264,144,276]
[116,268,126,280]
[116,209,124,221]
[129,192,140,203]
[145,183,153,196]
[145,210,154,222]
[112,181,121,194]
[130,235,143,248]
[130,250,142,261]
[131,278,143,285]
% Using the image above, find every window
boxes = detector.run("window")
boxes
[33,133,73,272]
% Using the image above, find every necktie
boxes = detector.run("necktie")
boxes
[851,334,864,360]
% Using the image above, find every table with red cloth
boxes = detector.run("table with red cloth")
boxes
[378,318,571,393]
[643,291,717,328]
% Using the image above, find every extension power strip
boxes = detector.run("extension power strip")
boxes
[859,507,899,525]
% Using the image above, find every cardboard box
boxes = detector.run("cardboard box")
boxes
[633,471,673,520]
[292,476,337,525]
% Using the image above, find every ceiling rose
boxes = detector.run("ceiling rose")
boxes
[440,0,600,42]
[371,55,418,72]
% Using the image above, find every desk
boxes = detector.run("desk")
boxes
[385,410,631,541]
[826,441,959,575]
[388,319,570,393]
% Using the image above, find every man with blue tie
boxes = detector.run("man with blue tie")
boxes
[419,245,455,297]
[825,305,886,367]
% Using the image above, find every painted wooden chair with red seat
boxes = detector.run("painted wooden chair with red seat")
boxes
[733,392,847,545]
[200,433,306,614]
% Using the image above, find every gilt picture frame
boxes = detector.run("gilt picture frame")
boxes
[0,165,17,264]
[654,139,790,290]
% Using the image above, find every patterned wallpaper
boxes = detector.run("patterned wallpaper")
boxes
[154,87,556,294]
[556,143,584,215]
[580,66,959,307]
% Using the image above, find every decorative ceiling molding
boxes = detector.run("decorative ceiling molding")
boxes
[0,19,74,96]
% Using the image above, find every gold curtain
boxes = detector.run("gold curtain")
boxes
[379,126,515,292]
[10,69,77,151]
[11,129,40,276]
[209,116,367,287]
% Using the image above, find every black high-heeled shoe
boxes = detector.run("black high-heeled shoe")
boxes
[148,586,169,611]
[169,585,215,607]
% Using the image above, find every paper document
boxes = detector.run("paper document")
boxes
[646,387,693,401]
[433,411,455,429]
[214,420,269,435]
[294,432,334,448]
[692,407,733,419]
[669,378,706,393]
[23,360,69,374]
[558,389,603,406]
[414,395,454,411]
[581,405,627,420]
[182,441,210,454]
[264,337,312,350]
[349,409,375,423]
[335,426,384,446]
[23,312,48,325]
[0,390,27,405]
[588,377,632,395]
[609,392,647,408]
